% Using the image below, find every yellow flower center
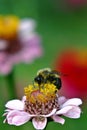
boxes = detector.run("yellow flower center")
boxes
[0,15,19,39]
[24,83,58,103]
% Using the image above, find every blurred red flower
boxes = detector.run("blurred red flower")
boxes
[67,0,87,7]
[55,48,87,99]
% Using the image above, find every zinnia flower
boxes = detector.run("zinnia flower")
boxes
[55,48,87,99]
[0,16,43,75]
[3,83,82,130]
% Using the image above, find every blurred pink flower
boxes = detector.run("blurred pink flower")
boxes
[3,95,82,130]
[0,17,43,75]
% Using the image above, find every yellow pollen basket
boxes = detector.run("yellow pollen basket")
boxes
[0,15,19,39]
[24,83,58,103]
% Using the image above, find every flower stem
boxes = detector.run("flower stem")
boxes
[5,70,17,99]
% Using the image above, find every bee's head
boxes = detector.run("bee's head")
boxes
[34,68,51,85]
[34,74,44,85]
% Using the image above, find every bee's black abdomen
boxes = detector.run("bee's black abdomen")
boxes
[54,78,62,90]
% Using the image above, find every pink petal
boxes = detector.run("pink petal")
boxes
[56,106,73,115]
[41,108,57,117]
[3,119,7,123]
[7,110,19,125]
[18,19,36,43]
[64,106,81,118]
[58,96,67,106]
[2,112,8,116]
[32,117,47,130]
[5,100,24,110]
[0,52,7,62]
[21,45,43,63]
[0,40,8,50]
[22,96,26,102]
[12,114,30,126]
[7,110,30,125]
[0,61,12,75]
[52,115,65,124]
[23,109,56,118]
[61,98,82,108]
[5,109,11,112]
[18,19,36,33]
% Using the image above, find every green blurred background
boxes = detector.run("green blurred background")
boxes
[0,0,87,130]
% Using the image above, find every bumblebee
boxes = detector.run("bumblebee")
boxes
[34,68,62,90]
